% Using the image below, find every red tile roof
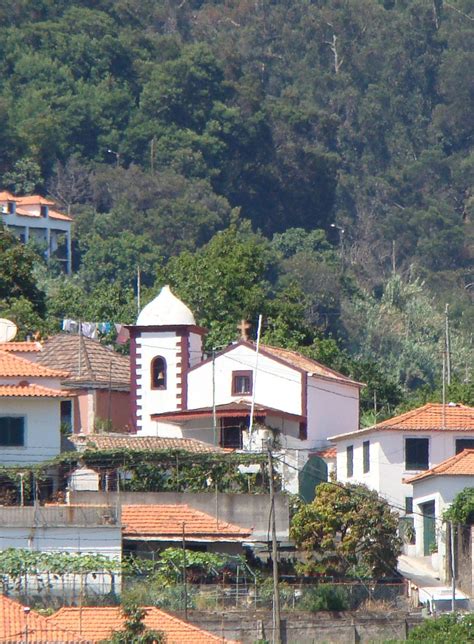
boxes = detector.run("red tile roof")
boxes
[152,400,304,423]
[0,350,69,378]
[406,449,474,483]
[0,384,72,397]
[0,190,15,200]
[330,403,474,440]
[37,334,130,389]
[0,341,42,352]
[122,504,252,541]
[259,343,363,386]
[48,209,73,222]
[16,195,56,206]
[48,606,238,642]
[312,446,337,459]
[69,433,225,453]
[0,594,85,643]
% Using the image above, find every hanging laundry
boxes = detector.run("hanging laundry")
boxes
[115,324,130,345]
[62,319,79,333]
[81,322,98,339]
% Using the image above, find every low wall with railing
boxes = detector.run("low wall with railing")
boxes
[0,504,120,527]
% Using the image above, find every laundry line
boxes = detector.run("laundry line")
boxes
[61,319,130,344]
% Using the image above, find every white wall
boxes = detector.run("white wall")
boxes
[187,343,303,416]
[0,398,61,464]
[335,429,474,510]
[412,475,474,567]
[0,525,122,559]
[307,376,359,446]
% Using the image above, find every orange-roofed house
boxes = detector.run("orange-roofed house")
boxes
[0,594,85,642]
[404,449,474,576]
[122,504,253,555]
[0,350,72,465]
[0,190,72,273]
[47,605,238,643]
[328,403,474,531]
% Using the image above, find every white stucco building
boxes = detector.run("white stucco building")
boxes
[127,285,363,494]
[0,349,72,465]
[405,449,474,578]
[329,402,474,512]
[0,190,73,273]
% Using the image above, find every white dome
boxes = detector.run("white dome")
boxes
[136,285,196,326]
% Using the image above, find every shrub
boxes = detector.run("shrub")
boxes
[299,585,349,612]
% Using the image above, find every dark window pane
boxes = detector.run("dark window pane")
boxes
[232,371,252,395]
[0,417,25,446]
[60,400,72,432]
[346,445,354,477]
[456,439,474,454]
[220,420,243,448]
[405,438,429,470]
[363,440,370,473]
[405,497,413,514]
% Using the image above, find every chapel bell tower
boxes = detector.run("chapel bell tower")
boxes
[128,285,206,435]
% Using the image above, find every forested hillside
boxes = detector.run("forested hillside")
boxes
[0,0,472,421]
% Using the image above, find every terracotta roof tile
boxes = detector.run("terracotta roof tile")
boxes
[69,433,225,453]
[0,594,85,643]
[37,334,130,389]
[15,195,55,206]
[330,403,474,441]
[0,190,15,200]
[312,446,337,459]
[48,209,73,222]
[0,384,72,397]
[259,343,363,386]
[406,449,474,483]
[122,504,252,540]
[0,341,42,352]
[0,350,69,378]
[152,400,304,423]
[48,606,238,642]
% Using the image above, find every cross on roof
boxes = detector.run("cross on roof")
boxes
[237,319,251,341]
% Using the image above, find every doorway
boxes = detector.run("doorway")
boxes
[421,500,436,556]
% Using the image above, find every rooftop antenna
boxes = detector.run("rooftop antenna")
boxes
[0,318,17,342]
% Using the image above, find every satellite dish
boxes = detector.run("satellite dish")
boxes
[0,318,17,342]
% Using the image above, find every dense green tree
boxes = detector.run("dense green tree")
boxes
[291,482,401,578]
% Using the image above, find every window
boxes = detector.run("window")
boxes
[456,439,474,454]
[151,356,167,389]
[363,440,370,473]
[299,422,307,441]
[232,370,253,395]
[405,438,429,470]
[0,417,25,446]
[405,497,413,514]
[40,205,48,217]
[346,445,354,477]
[7,201,15,214]
[220,418,244,449]
[60,400,72,433]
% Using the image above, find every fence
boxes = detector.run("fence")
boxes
[0,505,120,527]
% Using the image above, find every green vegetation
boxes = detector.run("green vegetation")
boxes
[102,604,165,644]
[0,1,472,418]
[291,482,401,578]
[444,487,474,525]
[407,612,474,642]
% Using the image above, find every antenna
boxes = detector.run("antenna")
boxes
[0,318,18,342]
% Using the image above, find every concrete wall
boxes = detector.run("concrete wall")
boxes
[0,397,61,464]
[185,610,422,643]
[68,491,290,541]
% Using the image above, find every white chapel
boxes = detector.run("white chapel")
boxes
[128,286,363,494]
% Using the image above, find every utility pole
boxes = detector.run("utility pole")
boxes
[445,304,451,386]
[442,351,447,430]
[267,443,281,644]
[182,523,188,620]
[137,267,141,315]
[212,349,217,446]
[450,521,456,612]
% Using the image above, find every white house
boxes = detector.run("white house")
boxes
[329,402,474,512]
[127,285,363,494]
[0,190,73,273]
[405,449,474,578]
[0,349,72,464]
